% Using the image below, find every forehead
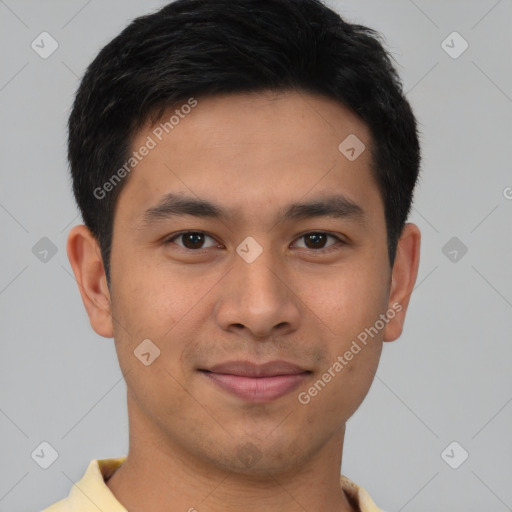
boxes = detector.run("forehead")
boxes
[116,90,383,229]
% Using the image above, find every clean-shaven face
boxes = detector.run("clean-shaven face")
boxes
[107,90,395,475]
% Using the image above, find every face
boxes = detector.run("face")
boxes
[74,90,416,476]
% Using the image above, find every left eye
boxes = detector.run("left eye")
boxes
[164,231,343,251]
[293,232,342,250]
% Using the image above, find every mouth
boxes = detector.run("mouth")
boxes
[198,360,312,403]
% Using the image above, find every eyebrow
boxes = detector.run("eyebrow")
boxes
[139,192,367,228]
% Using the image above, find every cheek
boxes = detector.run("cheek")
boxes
[299,329,382,424]
[296,259,387,401]
[112,255,203,338]
[109,258,220,390]
[109,268,194,421]
[299,259,389,337]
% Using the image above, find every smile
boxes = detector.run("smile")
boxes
[199,370,311,402]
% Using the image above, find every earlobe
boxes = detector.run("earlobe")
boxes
[383,222,421,342]
[66,225,114,339]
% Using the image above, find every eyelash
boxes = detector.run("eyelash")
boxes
[162,231,346,254]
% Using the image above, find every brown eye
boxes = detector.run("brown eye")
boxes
[166,232,218,250]
[304,233,327,249]
[294,232,343,251]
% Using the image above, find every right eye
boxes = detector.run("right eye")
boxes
[163,231,221,252]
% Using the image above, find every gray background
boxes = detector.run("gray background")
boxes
[0,0,511,510]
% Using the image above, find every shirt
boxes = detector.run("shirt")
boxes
[41,456,385,512]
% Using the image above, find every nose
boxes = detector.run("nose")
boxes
[214,246,301,339]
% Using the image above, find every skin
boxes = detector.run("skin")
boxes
[67,89,420,512]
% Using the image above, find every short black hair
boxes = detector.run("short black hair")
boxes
[68,0,421,285]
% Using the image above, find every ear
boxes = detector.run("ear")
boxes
[66,225,114,338]
[383,222,421,342]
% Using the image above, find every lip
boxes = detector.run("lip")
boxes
[204,360,308,377]
[198,360,311,403]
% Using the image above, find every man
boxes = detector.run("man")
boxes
[43,0,421,510]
